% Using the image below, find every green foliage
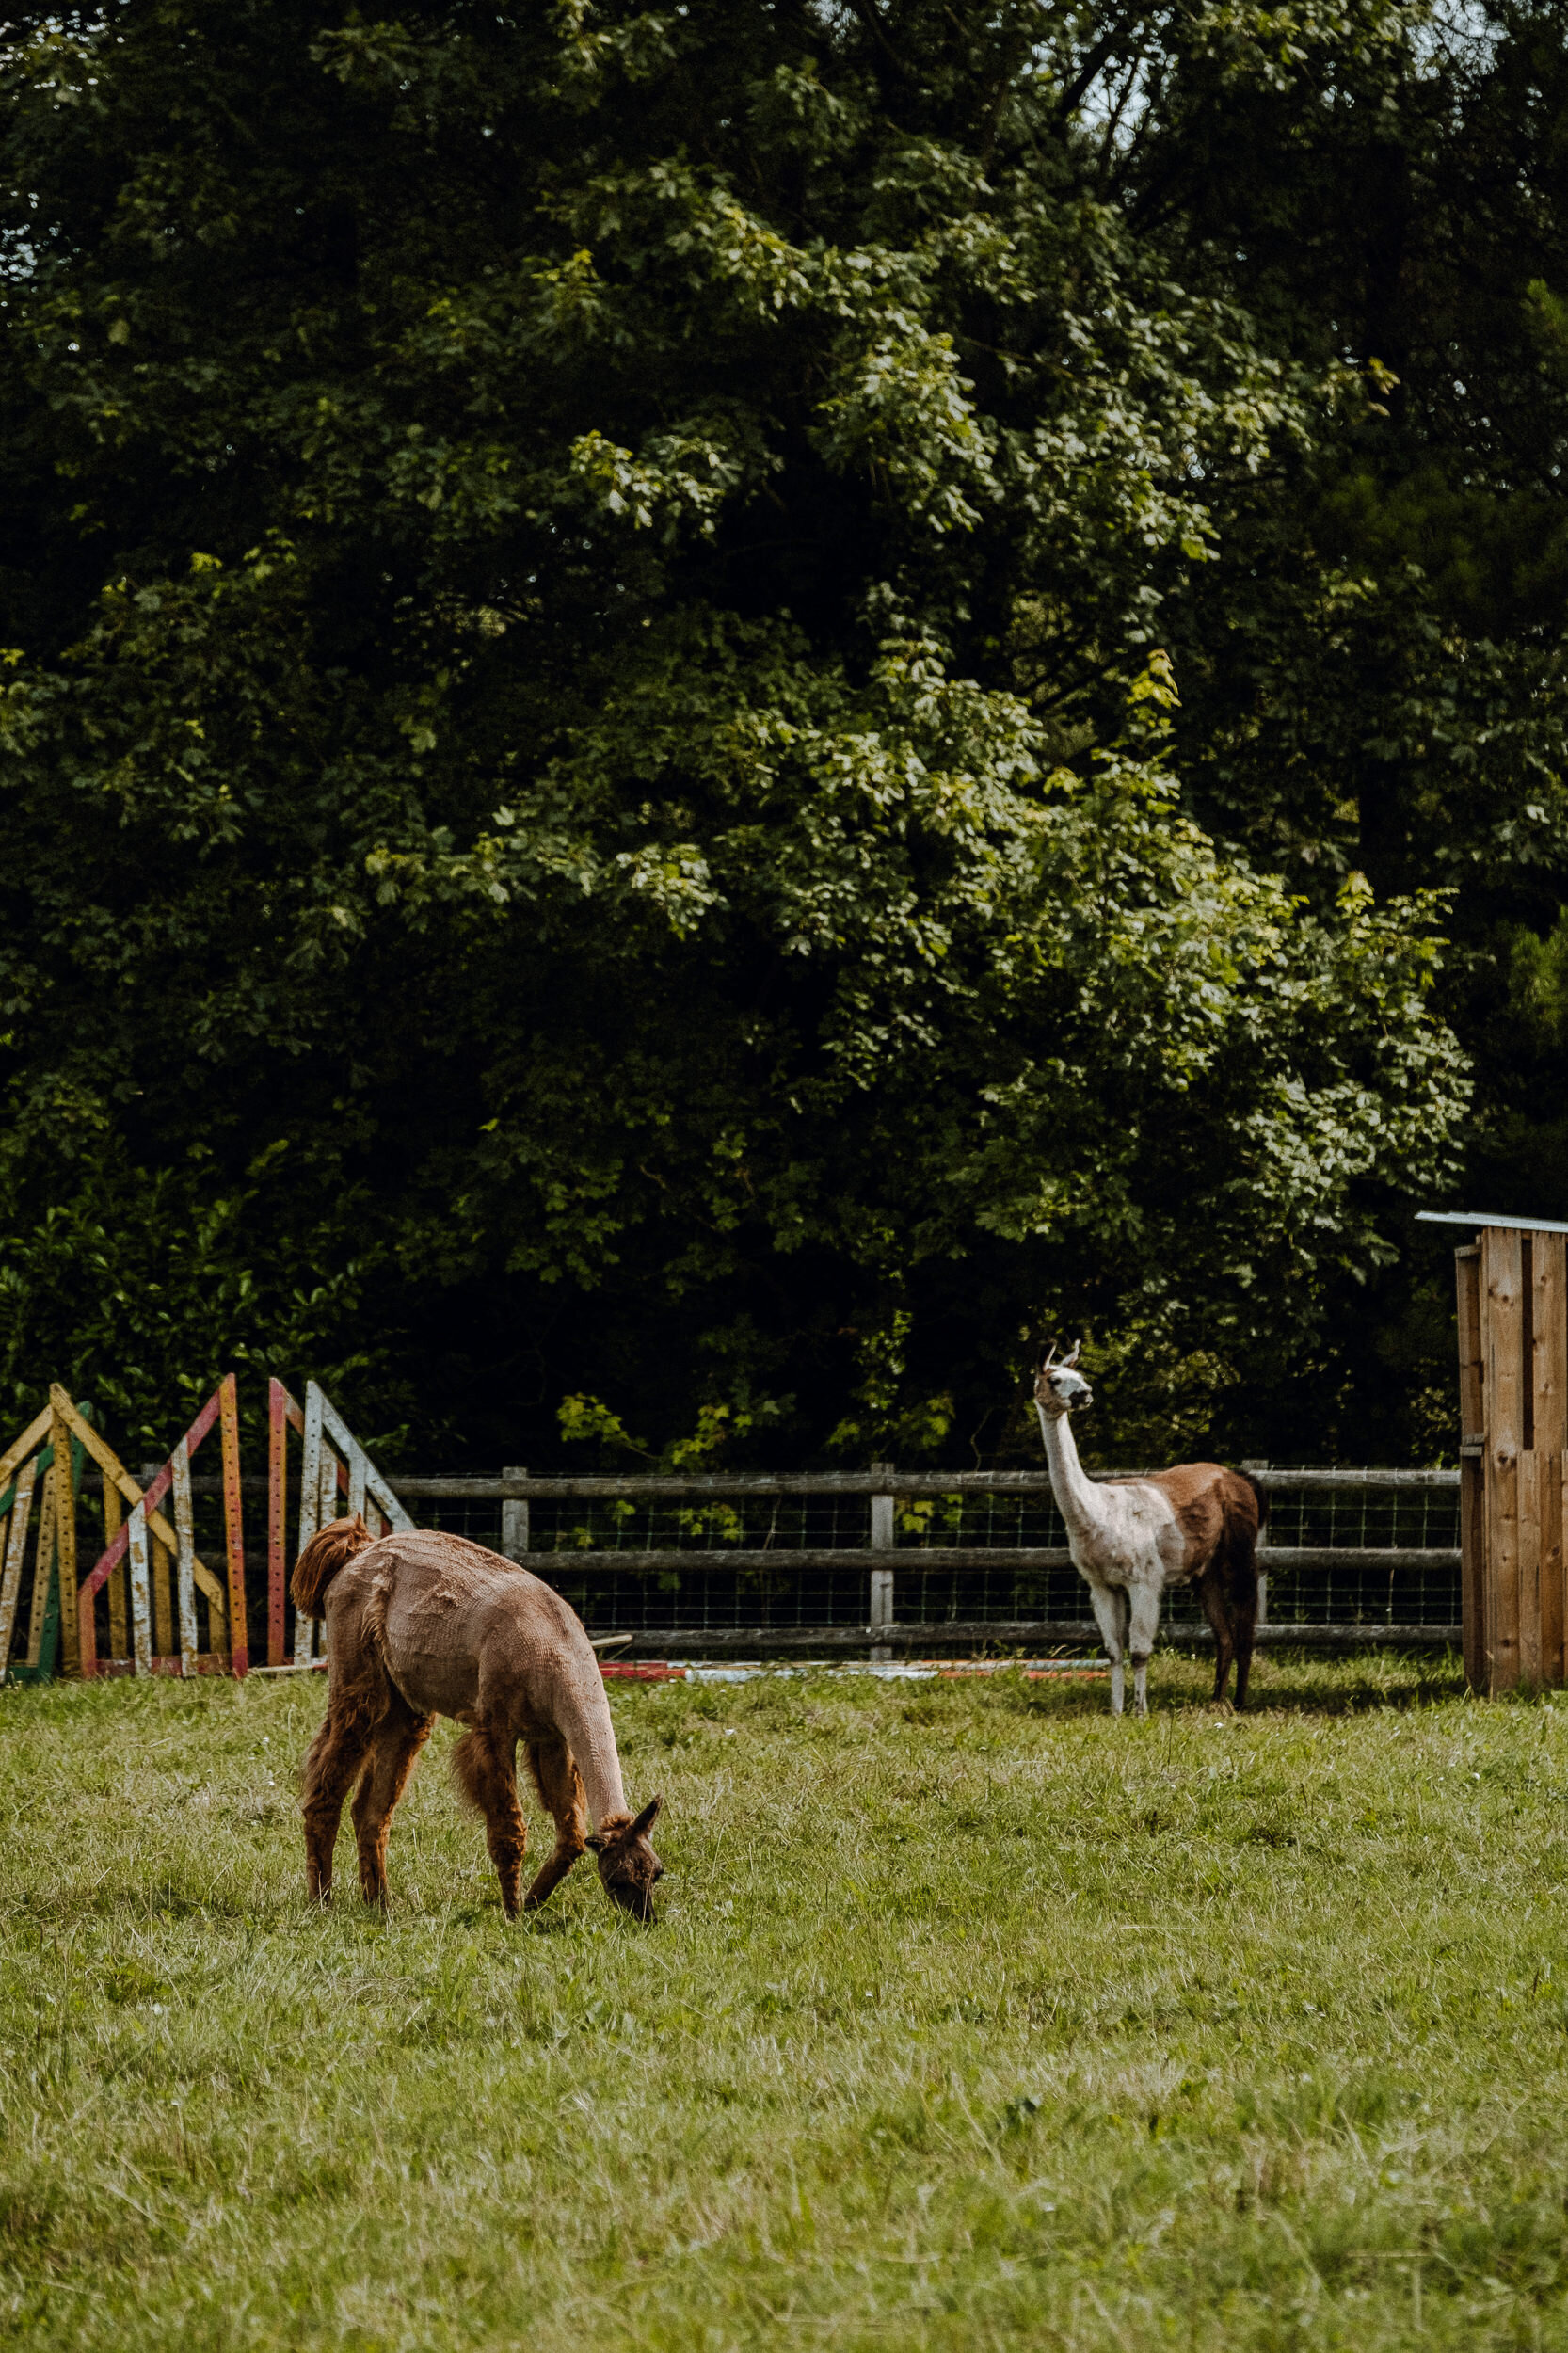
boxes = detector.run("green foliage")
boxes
[558,1393,650,1460]
[1511,912,1568,1046]
[2,0,1538,1466]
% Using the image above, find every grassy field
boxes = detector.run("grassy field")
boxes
[4,1653,1568,2349]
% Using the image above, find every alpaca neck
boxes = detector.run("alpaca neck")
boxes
[1036,1403,1109,1546]
[556,1667,631,1830]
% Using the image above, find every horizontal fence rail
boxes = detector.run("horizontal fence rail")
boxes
[371,1544,1455,1576]
[573,1623,1459,1657]
[384,1467,1463,1499]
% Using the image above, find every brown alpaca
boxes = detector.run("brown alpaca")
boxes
[293,1517,664,1920]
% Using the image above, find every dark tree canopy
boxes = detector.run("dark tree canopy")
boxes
[5,0,1563,1470]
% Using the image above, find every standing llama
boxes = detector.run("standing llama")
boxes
[292,1518,664,1919]
[1033,1344,1265,1716]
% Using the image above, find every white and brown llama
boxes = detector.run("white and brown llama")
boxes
[1033,1344,1264,1715]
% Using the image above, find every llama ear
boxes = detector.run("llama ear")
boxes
[632,1794,663,1838]
[1041,1344,1058,1371]
[1063,1339,1081,1368]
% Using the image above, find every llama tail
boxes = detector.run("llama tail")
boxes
[1240,1471,1270,1537]
[291,1513,373,1620]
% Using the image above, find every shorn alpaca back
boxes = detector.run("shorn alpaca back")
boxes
[292,1520,663,1919]
[331,1528,613,1736]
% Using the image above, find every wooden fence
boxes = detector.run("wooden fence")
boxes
[386,1462,1461,1657]
[1,1380,1467,1679]
[1451,1217,1568,1691]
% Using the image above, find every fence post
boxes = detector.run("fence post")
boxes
[293,1385,328,1665]
[128,1499,152,1676]
[52,1397,79,1676]
[24,1460,57,1671]
[869,1464,895,1659]
[141,1462,175,1664]
[218,1373,248,1677]
[266,1381,290,1667]
[1241,1461,1269,1625]
[502,1467,530,1564]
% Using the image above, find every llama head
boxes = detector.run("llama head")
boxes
[588,1794,664,1923]
[1034,1340,1093,1419]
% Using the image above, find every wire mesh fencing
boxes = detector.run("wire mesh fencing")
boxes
[397,1467,1464,1641]
[6,1463,1465,1681]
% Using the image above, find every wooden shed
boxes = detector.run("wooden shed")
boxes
[1420,1210,1568,1691]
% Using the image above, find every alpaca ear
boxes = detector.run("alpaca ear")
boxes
[632,1795,663,1838]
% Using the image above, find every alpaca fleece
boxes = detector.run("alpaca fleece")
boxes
[294,1521,663,1918]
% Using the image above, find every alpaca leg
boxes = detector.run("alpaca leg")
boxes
[301,1707,375,1903]
[452,1727,529,1918]
[520,1734,588,1912]
[1229,1542,1259,1711]
[351,1701,434,1907]
[1196,1560,1236,1704]
[1085,1581,1126,1716]
[1126,1583,1163,1718]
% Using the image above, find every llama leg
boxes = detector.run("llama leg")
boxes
[1126,1583,1164,1718]
[452,1726,529,1918]
[1085,1580,1126,1716]
[1229,1541,1259,1711]
[520,1734,588,1912]
[351,1701,434,1907]
[301,1706,375,1903]
[1196,1560,1236,1704]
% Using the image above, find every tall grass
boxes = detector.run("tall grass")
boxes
[3,1652,1568,2347]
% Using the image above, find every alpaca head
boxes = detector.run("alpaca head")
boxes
[588,1794,664,1923]
[1034,1341,1093,1419]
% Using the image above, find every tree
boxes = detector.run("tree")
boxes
[0,1,1475,1465]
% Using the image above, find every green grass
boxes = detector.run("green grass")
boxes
[6,1651,1568,2348]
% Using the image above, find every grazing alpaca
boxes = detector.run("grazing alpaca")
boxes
[1033,1345,1264,1716]
[293,1518,664,1919]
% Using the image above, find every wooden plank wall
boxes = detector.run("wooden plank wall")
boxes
[1466,1225,1568,1691]
[1482,1225,1524,1689]
[1457,1244,1484,1688]
[1534,1231,1567,1683]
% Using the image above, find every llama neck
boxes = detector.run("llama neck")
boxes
[555,1662,631,1829]
[1035,1404,1110,1545]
